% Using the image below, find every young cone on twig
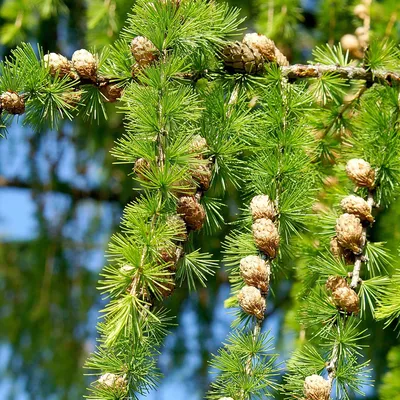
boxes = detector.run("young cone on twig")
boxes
[0,92,25,114]
[192,163,213,191]
[98,373,127,391]
[99,84,124,103]
[131,36,159,68]
[239,255,270,293]
[222,42,264,74]
[177,195,206,231]
[326,276,360,314]
[134,158,151,181]
[335,213,364,253]
[44,53,72,77]
[340,195,374,223]
[188,134,208,155]
[252,218,280,258]
[237,286,266,319]
[330,236,356,264]
[250,194,277,221]
[346,158,375,188]
[303,374,331,400]
[72,49,97,80]
[242,33,289,66]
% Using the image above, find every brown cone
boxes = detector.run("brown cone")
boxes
[100,84,124,102]
[130,36,158,68]
[177,196,206,231]
[44,53,72,77]
[192,163,213,191]
[252,218,280,258]
[330,236,356,264]
[250,194,277,221]
[134,158,151,181]
[189,135,208,156]
[237,286,266,319]
[98,373,127,391]
[0,92,25,114]
[340,195,373,223]
[331,286,360,314]
[335,213,364,253]
[72,49,97,80]
[346,158,375,188]
[303,375,331,400]
[239,255,270,293]
[222,42,265,75]
[326,276,348,292]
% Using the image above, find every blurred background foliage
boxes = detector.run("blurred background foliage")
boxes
[0,0,399,399]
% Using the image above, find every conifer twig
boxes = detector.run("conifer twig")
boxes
[281,64,400,85]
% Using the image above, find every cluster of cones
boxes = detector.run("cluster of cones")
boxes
[44,49,123,104]
[237,195,279,320]
[327,158,375,314]
[302,158,376,399]
[134,135,212,298]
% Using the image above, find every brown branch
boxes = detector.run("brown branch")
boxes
[0,176,126,203]
[350,191,375,288]
[281,64,400,85]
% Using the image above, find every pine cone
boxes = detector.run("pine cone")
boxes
[98,373,127,391]
[159,244,179,266]
[192,163,213,191]
[330,285,360,314]
[222,42,264,75]
[340,195,373,223]
[134,158,151,181]
[188,135,208,156]
[237,286,266,319]
[250,194,277,221]
[130,36,158,68]
[326,276,348,292]
[242,33,276,62]
[177,196,206,231]
[242,33,289,66]
[99,84,124,102]
[346,158,375,188]
[252,218,280,258]
[240,255,270,293]
[0,92,25,114]
[61,91,82,107]
[44,53,71,77]
[72,49,97,80]
[303,375,330,400]
[274,48,290,66]
[335,213,364,253]
[330,236,355,264]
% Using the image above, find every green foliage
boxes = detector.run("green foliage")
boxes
[207,330,280,399]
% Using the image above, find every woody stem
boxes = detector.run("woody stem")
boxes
[350,191,375,289]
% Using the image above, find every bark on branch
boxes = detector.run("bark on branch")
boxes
[281,64,400,85]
